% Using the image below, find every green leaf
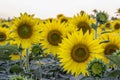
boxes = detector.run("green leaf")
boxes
[107,70,120,78]
[105,55,120,68]
[0,45,19,60]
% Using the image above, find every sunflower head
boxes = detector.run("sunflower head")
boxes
[112,20,120,32]
[0,27,10,45]
[58,30,105,77]
[100,33,120,63]
[87,58,107,78]
[0,32,6,42]
[70,12,94,34]
[11,12,40,48]
[104,44,119,55]
[101,21,112,31]
[40,20,69,55]
[96,11,108,24]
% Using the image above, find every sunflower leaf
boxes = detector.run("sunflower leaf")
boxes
[0,45,19,60]
[105,55,120,68]
[107,70,120,78]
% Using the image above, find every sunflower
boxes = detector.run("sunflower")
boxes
[10,13,40,48]
[100,33,120,62]
[0,26,10,45]
[111,20,120,33]
[40,20,71,55]
[58,30,105,77]
[100,20,112,31]
[69,12,95,34]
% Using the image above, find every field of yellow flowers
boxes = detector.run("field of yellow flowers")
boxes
[1,9,120,80]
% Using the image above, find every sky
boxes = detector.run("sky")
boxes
[0,0,120,19]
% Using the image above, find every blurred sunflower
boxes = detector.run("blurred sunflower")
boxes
[69,12,95,34]
[100,20,112,31]
[100,33,120,62]
[40,20,70,55]
[0,27,10,45]
[58,30,105,77]
[10,13,40,48]
[111,20,120,33]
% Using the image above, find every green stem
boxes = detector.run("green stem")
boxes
[19,44,23,67]
[26,48,30,73]
[94,21,99,39]
[39,60,42,80]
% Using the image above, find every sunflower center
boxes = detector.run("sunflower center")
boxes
[91,62,103,75]
[104,44,119,55]
[71,44,89,62]
[105,23,111,28]
[77,21,91,34]
[17,24,32,39]
[0,32,6,42]
[47,30,62,46]
[114,23,120,30]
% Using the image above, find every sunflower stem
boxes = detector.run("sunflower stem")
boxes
[94,21,99,39]
[26,48,30,73]
[19,44,23,67]
[38,59,42,80]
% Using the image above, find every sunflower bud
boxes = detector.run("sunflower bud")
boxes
[87,58,107,78]
[96,11,108,24]
[10,64,23,74]
[31,44,43,56]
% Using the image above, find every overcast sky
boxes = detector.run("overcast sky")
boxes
[0,0,120,19]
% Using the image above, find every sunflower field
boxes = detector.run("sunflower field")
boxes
[1,9,120,80]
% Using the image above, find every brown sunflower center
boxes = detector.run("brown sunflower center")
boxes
[104,44,119,55]
[17,24,33,39]
[77,21,91,34]
[71,44,89,62]
[47,30,62,46]
[0,32,6,42]
[105,23,111,28]
[114,23,120,30]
